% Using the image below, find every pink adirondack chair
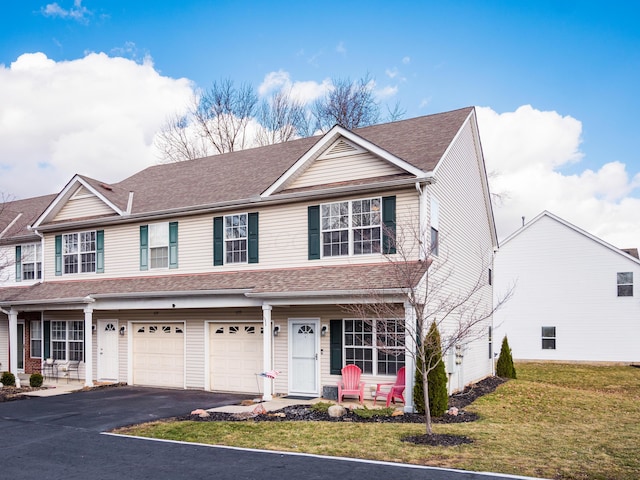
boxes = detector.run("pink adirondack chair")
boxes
[373,366,406,407]
[337,364,365,403]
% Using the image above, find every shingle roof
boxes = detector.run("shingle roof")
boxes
[0,262,428,305]
[0,194,57,242]
[112,107,473,215]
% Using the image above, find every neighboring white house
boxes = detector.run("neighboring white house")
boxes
[494,211,640,363]
[1,107,498,409]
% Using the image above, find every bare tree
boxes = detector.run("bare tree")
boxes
[312,74,380,132]
[255,88,310,146]
[155,109,210,163]
[347,223,512,436]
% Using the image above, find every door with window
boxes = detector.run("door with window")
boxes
[289,319,319,395]
[98,320,119,380]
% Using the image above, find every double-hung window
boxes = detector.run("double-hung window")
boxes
[617,272,633,297]
[30,320,42,358]
[51,321,84,361]
[16,243,42,281]
[321,197,381,257]
[63,231,96,274]
[343,319,404,375]
[149,223,169,269]
[541,326,556,350]
[225,213,248,263]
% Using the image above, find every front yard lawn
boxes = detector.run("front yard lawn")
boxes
[117,363,640,480]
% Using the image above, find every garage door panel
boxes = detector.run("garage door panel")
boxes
[133,323,184,388]
[210,323,263,393]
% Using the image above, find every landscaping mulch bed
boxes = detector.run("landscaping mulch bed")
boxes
[184,376,506,426]
[0,386,44,402]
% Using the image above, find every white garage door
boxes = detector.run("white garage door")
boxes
[210,323,263,393]
[132,323,185,388]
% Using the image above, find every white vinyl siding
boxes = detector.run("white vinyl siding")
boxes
[42,190,419,280]
[494,213,640,363]
[289,151,404,190]
[54,191,115,221]
[426,118,495,391]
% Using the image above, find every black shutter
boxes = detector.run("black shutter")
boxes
[213,216,223,266]
[308,205,320,260]
[382,196,396,254]
[329,319,343,374]
[248,212,259,264]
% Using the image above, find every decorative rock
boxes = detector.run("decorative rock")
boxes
[252,403,267,414]
[240,399,255,406]
[191,408,210,418]
[15,377,20,389]
[327,404,347,418]
[447,407,459,416]
[391,409,404,417]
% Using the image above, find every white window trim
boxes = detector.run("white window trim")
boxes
[541,326,556,350]
[617,272,633,297]
[30,320,42,359]
[148,222,169,270]
[343,318,405,375]
[224,212,249,264]
[21,243,42,281]
[63,230,97,274]
[50,320,84,361]
[320,197,382,258]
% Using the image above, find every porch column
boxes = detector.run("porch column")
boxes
[262,303,273,401]
[83,305,93,388]
[8,308,18,375]
[404,301,416,413]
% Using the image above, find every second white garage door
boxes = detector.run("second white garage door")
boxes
[210,323,263,393]
[132,323,185,388]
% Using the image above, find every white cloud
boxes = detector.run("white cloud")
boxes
[402,56,410,64]
[478,105,640,249]
[0,52,194,199]
[375,85,398,99]
[385,68,399,79]
[336,42,347,56]
[41,0,91,23]
[258,70,331,104]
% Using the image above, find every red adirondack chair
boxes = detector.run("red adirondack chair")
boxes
[373,366,406,407]
[337,364,365,403]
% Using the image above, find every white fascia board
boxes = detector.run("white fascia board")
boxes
[32,175,125,228]
[261,125,426,197]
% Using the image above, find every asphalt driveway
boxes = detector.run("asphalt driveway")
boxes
[0,386,542,480]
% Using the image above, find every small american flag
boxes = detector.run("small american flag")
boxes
[259,370,280,379]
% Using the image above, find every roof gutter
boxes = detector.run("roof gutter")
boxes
[0,296,95,308]
[245,288,408,298]
[89,289,254,299]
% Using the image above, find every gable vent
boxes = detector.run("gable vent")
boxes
[320,138,365,160]
[328,139,357,155]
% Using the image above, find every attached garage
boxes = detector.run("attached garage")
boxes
[209,322,263,393]
[132,323,185,388]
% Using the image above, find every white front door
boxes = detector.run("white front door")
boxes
[289,319,319,395]
[97,320,119,380]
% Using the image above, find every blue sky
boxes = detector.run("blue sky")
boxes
[1,1,640,245]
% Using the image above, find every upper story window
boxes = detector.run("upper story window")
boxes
[140,222,178,271]
[430,197,440,256]
[16,243,42,281]
[617,272,633,297]
[541,326,556,350]
[321,197,381,257]
[213,213,258,266]
[149,222,169,269]
[63,231,96,274]
[225,213,248,264]
[55,230,103,276]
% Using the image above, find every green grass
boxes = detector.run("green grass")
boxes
[117,363,640,479]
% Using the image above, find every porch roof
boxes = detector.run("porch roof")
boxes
[0,261,428,308]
